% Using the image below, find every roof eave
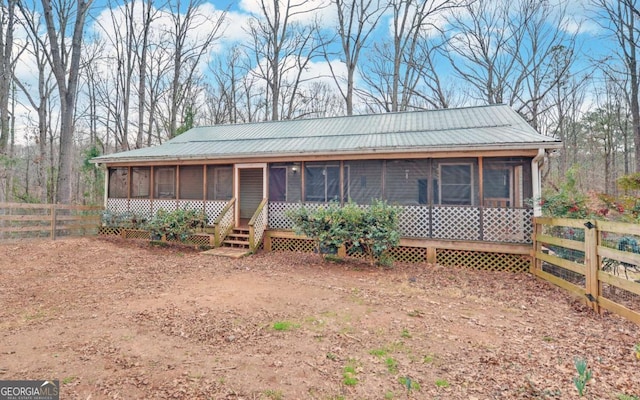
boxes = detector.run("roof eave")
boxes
[91,141,562,166]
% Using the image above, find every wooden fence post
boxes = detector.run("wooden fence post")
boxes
[583,220,599,313]
[531,218,541,274]
[426,247,437,264]
[51,204,57,240]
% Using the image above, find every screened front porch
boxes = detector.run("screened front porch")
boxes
[105,156,535,245]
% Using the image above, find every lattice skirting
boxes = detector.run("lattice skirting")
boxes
[123,229,151,240]
[437,249,531,273]
[98,227,121,236]
[185,234,214,247]
[267,236,528,271]
[344,245,427,264]
[270,237,316,253]
[389,246,428,263]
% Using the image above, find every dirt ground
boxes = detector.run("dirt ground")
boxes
[0,237,638,400]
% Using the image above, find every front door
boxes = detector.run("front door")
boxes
[235,164,267,226]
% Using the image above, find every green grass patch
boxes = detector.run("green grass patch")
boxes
[369,348,388,357]
[423,354,435,363]
[62,376,76,385]
[385,357,398,374]
[398,376,421,391]
[435,378,450,388]
[342,359,360,386]
[272,321,298,331]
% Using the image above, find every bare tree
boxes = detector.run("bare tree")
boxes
[445,0,576,128]
[512,1,576,130]
[40,0,92,204]
[327,0,387,115]
[0,0,20,154]
[362,0,457,112]
[245,0,327,121]
[164,0,226,137]
[135,0,163,148]
[14,3,58,202]
[594,0,640,172]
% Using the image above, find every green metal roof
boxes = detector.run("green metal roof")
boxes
[92,104,561,164]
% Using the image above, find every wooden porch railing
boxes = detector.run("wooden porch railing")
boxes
[249,198,268,252]
[0,202,103,240]
[532,217,640,325]
[213,198,236,247]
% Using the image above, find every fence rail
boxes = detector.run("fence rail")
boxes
[0,202,103,240]
[532,217,640,325]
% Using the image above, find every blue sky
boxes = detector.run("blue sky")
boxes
[10,0,619,142]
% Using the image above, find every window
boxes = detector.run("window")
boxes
[131,167,150,198]
[108,168,128,198]
[439,164,473,205]
[304,164,341,202]
[154,167,176,198]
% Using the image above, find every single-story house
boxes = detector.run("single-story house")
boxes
[91,104,561,270]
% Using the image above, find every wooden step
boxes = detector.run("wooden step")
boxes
[222,239,250,248]
[228,232,249,239]
[201,247,250,259]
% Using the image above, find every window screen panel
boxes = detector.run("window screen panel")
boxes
[154,167,176,199]
[269,167,287,201]
[305,165,325,202]
[484,169,510,199]
[439,164,472,205]
[108,167,128,198]
[206,165,233,200]
[482,157,532,208]
[131,167,151,198]
[326,166,340,202]
[344,160,382,204]
[179,166,204,200]
[385,159,430,205]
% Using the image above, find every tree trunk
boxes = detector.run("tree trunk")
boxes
[0,0,17,154]
[41,0,91,204]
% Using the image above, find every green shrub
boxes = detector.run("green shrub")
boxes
[146,209,207,242]
[347,200,401,266]
[286,202,347,259]
[101,211,147,228]
[538,167,588,218]
[287,200,401,265]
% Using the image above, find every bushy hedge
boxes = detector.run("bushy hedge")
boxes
[287,200,401,266]
[146,209,208,241]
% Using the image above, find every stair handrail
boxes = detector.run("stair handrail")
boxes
[248,198,268,252]
[213,198,236,247]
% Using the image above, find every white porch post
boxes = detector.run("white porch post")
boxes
[531,148,546,217]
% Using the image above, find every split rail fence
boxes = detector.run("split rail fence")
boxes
[532,217,640,325]
[0,202,103,240]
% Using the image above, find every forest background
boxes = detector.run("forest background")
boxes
[0,0,638,212]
